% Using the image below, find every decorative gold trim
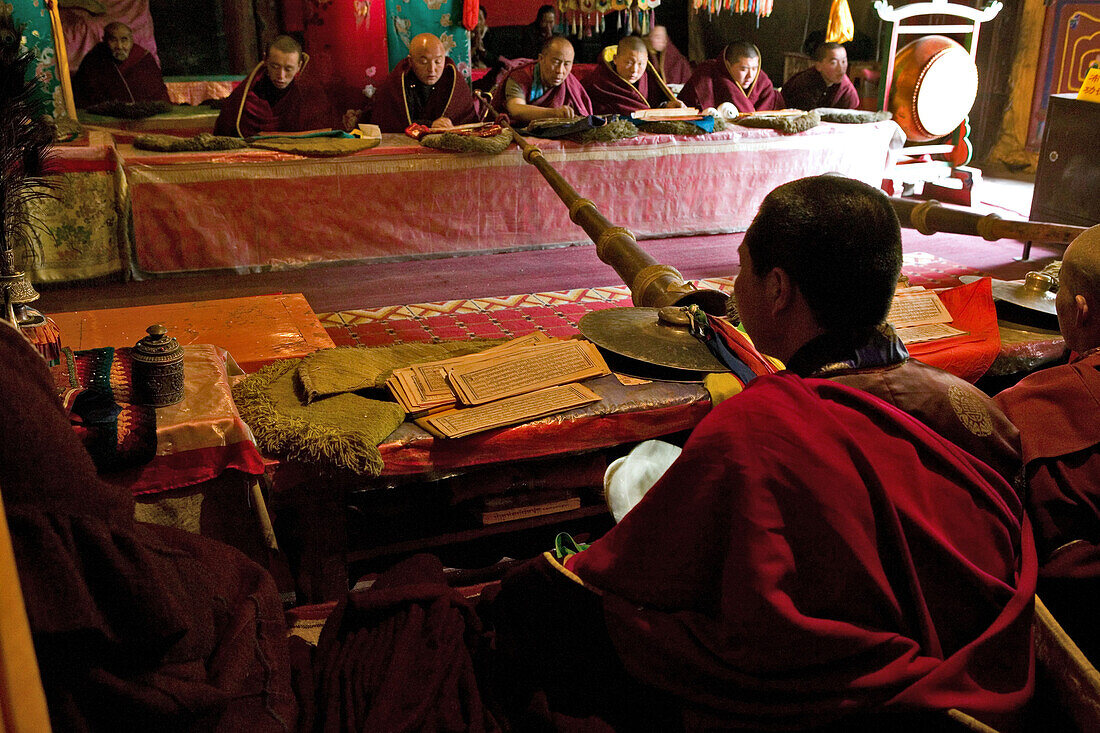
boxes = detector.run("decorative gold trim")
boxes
[595,225,634,255]
[632,264,683,302]
[976,212,1002,241]
[568,197,597,222]
[910,199,939,236]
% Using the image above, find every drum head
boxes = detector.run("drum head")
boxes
[891,35,978,142]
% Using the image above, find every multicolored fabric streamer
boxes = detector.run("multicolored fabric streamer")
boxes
[687,305,779,384]
[52,346,157,473]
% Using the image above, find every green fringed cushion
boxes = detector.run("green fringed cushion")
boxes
[134,132,250,152]
[297,341,505,403]
[567,119,638,144]
[85,100,174,119]
[233,358,404,476]
[816,108,893,124]
[734,110,820,134]
[419,130,513,154]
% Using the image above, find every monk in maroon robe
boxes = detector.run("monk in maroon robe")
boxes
[488,176,1036,731]
[586,36,683,115]
[215,35,332,138]
[679,41,784,113]
[354,33,478,133]
[783,42,860,111]
[996,224,1100,662]
[492,36,592,123]
[0,320,297,731]
[72,22,169,108]
[645,25,692,85]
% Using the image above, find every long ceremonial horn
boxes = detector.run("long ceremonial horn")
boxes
[889,197,1085,246]
[503,121,729,315]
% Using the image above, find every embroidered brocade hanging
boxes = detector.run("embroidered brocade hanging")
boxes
[691,0,775,20]
[558,0,660,37]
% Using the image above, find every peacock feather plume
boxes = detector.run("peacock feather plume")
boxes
[0,6,57,271]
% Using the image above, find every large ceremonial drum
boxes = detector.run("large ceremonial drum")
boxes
[889,35,978,142]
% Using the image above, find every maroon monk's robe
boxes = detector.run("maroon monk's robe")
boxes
[996,350,1100,557]
[995,350,1100,661]
[528,373,1034,730]
[782,66,860,111]
[367,57,478,133]
[585,57,676,115]
[72,42,169,108]
[650,41,692,85]
[491,62,593,117]
[214,64,333,137]
[678,57,784,112]
[0,323,296,731]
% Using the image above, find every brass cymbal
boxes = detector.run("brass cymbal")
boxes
[959,272,1057,316]
[579,306,728,373]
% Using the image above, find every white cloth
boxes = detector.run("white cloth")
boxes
[604,439,682,523]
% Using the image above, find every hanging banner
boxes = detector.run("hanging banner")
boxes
[385,0,472,80]
[305,0,391,114]
[11,0,76,120]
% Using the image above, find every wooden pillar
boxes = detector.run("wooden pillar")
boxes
[223,0,260,74]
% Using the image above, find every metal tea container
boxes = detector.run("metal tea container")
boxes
[132,324,184,407]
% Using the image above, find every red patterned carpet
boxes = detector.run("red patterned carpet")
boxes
[318,253,978,347]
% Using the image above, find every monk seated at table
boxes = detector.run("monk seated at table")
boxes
[0,319,297,730]
[347,33,478,134]
[215,35,333,138]
[783,41,860,111]
[645,25,692,85]
[586,36,685,115]
[679,40,784,113]
[72,21,170,109]
[996,224,1100,663]
[492,36,592,123]
[487,176,1036,732]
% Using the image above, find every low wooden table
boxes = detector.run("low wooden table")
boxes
[51,293,334,372]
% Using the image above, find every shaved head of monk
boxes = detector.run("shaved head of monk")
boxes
[614,36,649,84]
[1056,224,1100,353]
[538,36,574,88]
[409,33,447,87]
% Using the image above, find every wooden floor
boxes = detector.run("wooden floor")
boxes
[34,173,1057,317]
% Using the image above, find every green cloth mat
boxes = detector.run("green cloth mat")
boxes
[248,136,380,156]
[233,358,404,476]
[297,341,504,403]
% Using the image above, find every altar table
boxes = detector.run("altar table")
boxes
[120,121,905,275]
[50,293,335,372]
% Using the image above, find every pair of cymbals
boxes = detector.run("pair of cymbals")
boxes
[579,306,727,382]
[958,272,1057,316]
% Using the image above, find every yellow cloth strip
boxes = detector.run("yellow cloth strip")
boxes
[0,488,52,732]
[47,0,77,120]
